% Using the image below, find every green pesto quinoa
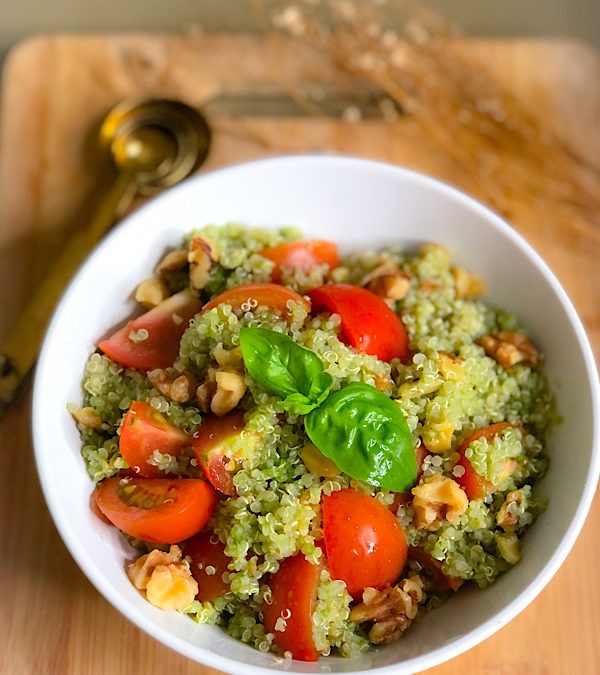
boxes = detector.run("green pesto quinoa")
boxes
[70,223,557,661]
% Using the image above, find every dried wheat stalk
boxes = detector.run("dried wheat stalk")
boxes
[252,0,600,244]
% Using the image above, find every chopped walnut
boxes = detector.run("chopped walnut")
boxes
[422,419,456,453]
[155,248,189,276]
[213,343,244,370]
[148,368,197,403]
[71,406,102,429]
[373,372,394,393]
[361,260,411,303]
[479,331,539,368]
[188,236,219,293]
[419,279,438,294]
[211,369,247,415]
[451,266,487,299]
[194,366,247,416]
[421,242,451,266]
[496,489,525,531]
[412,475,468,530]
[495,532,521,564]
[127,545,198,610]
[135,277,169,308]
[350,575,426,645]
[195,378,216,412]
[127,545,182,588]
[300,443,340,478]
[437,352,464,379]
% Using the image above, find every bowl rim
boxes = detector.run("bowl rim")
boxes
[32,154,600,675]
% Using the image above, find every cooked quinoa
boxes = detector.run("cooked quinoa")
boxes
[70,224,556,659]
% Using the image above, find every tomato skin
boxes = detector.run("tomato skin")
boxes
[455,422,516,500]
[263,552,323,662]
[119,401,191,478]
[99,289,202,370]
[306,284,409,362]
[192,410,247,496]
[322,489,408,597]
[94,477,216,544]
[186,529,231,602]
[201,283,310,319]
[259,240,339,283]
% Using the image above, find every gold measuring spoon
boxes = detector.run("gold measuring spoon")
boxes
[0,98,211,414]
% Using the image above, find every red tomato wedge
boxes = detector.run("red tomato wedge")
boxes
[94,477,216,544]
[306,284,410,362]
[263,552,323,662]
[454,422,517,500]
[322,489,407,597]
[99,289,202,370]
[259,240,339,282]
[192,410,248,496]
[408,546,463,592]
[186,529,231,602]
[119,401,191,478]
[201,283,310,320]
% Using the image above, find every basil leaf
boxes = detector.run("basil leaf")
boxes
[239,327,333,414]
[304,382,416,492]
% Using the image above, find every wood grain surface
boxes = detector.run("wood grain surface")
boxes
[0,32,598,675]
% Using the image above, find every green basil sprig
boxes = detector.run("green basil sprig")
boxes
[239,327,333,415]
[239,327,417,491]
[304,382,416,492]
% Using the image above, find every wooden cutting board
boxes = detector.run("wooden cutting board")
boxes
[0,32,599,675]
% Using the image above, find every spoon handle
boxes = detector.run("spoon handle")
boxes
[0,171,138,415]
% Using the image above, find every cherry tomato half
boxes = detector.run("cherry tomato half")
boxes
[192,410,247,496]
[306,284,409,362]
[322,489,407,597]
[186,529,231,602]
[259,240,339,283]
[94,477,216,544]
[262,552,323,662]
[454,422,517,500]
[201,283,310,320]
[99,289,202,371]
[119,401,191,478]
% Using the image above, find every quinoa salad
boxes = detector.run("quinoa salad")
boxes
[69,224,556,661]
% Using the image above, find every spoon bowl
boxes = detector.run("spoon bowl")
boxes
[0,98,212,413]
[99,98,211,194]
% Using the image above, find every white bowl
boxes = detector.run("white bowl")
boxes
[33,155,600,674]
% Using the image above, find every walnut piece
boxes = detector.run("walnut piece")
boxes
[127,544,198,611]
[361,260,411,303]
[479,331,539,368]
[195,378,216,412]
[188,236,219,292]
[148,368,197,403]
[422,419,456,453]
[350,575,426,645]
[211,369,247,416]
[496,488,525,531]
[299,443,340,478]
[135,277,169,308]
[411,475,468,530]
[155,248,189,276]
[451,266,486,299]
[194,366,247,416]
[71,406,102,429]
[495,532,521,564]
[437,352,464,379]
[421,242,451,266]
[213,343,244,370]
